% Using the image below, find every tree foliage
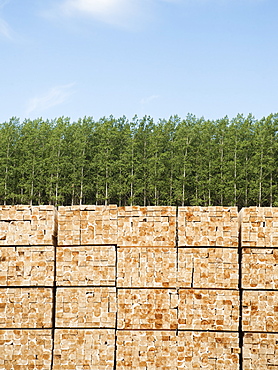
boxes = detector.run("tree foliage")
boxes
[1,113,278,207]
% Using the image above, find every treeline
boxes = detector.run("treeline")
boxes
[1,113,278,207]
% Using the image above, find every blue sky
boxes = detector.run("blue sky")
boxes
[1,0,278,122]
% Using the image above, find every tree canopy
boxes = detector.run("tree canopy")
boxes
[1,113,278,207]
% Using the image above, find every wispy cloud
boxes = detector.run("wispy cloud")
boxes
[141,95,160,105]
[0,0,12,40]
[26,83,75,116]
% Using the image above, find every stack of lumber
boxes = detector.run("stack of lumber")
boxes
[58,205,117,245]
[178,247,239,288]
[0,205,57,245]
[116,331,240,369]
[117,206,176,246]
[0,330,52,369]
[0,288,52,328]
[117,288,178,330]
[0,246,54,286]
[178,206,238,246]
[240,206,278,247]
[241,207,278,368]
[178,289,239,331]
[243,333,278,369]
[117,247,177,288]
[53,329,115,369]
[56,245,116,286]
[55,287,117,328]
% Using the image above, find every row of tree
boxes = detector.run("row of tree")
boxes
[1,114,278,207]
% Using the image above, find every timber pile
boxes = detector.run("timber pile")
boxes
[243,333,278,369]
[0,330,52,369]
[116,331,240,369]
[0,205,57,245]
[117,289,178,330]
[55,287,117,328]
[53,329,115,369]
[242,248,278,289]
[178,206,238,246]
[178,247,239,288]
[58,205,118,245]
[117,247,177,287]
[178,289,239,331]
[117,206,176,246]
[56,245,116,286]
[242,290,278,332]
[0,288,52,328]
[0,246,54,286]
[240,206,278,247]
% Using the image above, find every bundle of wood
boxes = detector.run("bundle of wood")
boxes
[56,245,116,286]
[178,206,238,246]
[0,205,57,245]
[53,329,115,369]
[240,207,278,247]
[117,247,177,288]
[117,288,178,330]
[178,248,239,288]
[178,289,239,331]
[58,205,117,245]
[242,248,278,289]
[55,287,117,328]
[117,206,176,247]
[243,333,278,369]
[116,331,240,369]
[242,290,278,332]
[0,288,52,328]
[0,246,54,286]
[0,330,52,369]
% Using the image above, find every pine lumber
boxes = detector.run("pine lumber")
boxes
[0,246,54,286]
[117,288,178,330]
[0,205,57,245]
[242,290,278,332]
[243,333,278,369]
[56,245,116,286]
[53,329,115,370]
[55,287,117,328]
[178,247,239,288]
[178,289,239,331]
[116,330,240,369]
[0,288,52,328]
[240,206,278,247]
[117,247,177,288]
[178,206,238,247]
[0,330,52,369]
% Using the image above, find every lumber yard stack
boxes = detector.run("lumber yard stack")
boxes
[0,205,57,369]
[1,205,278,369]
[240,207,278,369]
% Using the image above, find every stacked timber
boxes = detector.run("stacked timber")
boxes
[53,329,115,369]
[58,205,117,245]
[243,333,278,369]
[56,245,116,286]
[117,206,176,246]
[241,207,278,368]
[0,205,57,245]
[178,206,238,246]
[55,287,117,328]
[0,330,52,369]
[116,331,240,369]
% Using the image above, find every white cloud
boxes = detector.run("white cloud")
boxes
[141,95,160,105]
[26,83,75,116]
[0,0,12,39]
[60,0,142,27]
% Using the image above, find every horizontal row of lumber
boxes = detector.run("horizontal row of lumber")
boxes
[3,287,278,331]
[2,205,278,247]
[3,330,278,369]
[3,245,278,289]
